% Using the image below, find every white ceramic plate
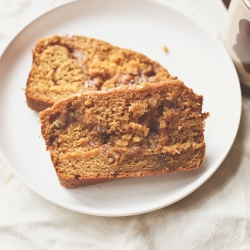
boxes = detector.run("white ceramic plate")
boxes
[0,0,241,216]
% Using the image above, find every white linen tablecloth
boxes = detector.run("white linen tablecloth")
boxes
[1,0,250,249]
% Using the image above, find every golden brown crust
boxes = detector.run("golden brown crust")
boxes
[58,165,200,188]
[26,94,54,112]
[40,80,209,188]
[26,35,173,112]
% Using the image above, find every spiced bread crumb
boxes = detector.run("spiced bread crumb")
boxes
[26,35,173,111]
[40,79,209,188]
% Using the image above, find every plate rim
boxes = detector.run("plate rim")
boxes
[0,0,242,217]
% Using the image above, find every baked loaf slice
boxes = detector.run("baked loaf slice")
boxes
[26,35,173,111]
[40,79,209,188]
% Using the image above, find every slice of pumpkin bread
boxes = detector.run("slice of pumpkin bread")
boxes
[26,35,173,111]
[40,79,209,188]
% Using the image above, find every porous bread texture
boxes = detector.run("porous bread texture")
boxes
[26,35,173,111]
[40,79,209,188]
